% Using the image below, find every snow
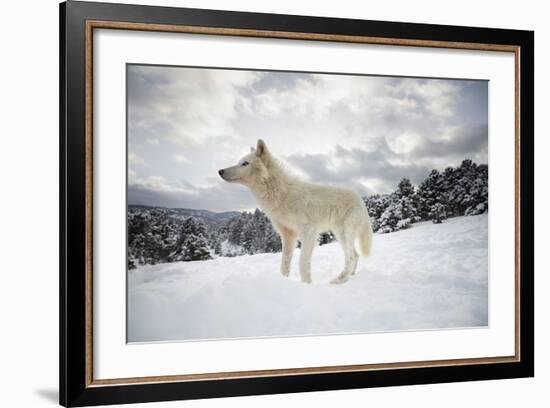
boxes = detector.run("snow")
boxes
[128,214,488,343]
[219,239,244,257]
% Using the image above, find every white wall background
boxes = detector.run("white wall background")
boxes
[0,0,545,407]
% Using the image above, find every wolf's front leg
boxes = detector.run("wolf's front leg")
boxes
[279,227,298,277]
[299,226,317,284]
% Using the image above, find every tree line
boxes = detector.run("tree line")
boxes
[128,159,488,268]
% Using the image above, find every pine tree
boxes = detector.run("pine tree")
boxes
[397,178,414,198]
[377,202,399,233]
[264,226,282,252]
[377,196,416,233]
[251,209,267,253]
[229,216,244,246]
[414,169,447,220]
[429,202,447,224]
[363,194,391,232]
[174,217,212,261]
[213,239,222,255]
[127,157,489,265]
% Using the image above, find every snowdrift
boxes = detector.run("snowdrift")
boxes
[128,214,488,342]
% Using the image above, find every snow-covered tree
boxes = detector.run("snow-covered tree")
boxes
[429,203,447,224]
[363,194,391,232]
[377,196,416,233]
[220,209,281,255]
[414,169,447,220]
[127,209,181,266]
[173,217,212,261]
[396,178,415,198]
[127,158,489,266]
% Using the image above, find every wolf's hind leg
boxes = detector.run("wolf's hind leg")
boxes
[331,228,356,284]
[278,226,298,277]
[299,226,317,284]
[350,248,359,275]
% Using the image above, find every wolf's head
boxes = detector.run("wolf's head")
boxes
[218,139,272,186]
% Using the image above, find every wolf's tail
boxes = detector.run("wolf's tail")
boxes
[357,212,373,257]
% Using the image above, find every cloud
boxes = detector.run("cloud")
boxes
[389,78,460,118]
[126,66,488,211]
[412,124,488,159]
[128,65,262,147]
[128,151,144,166]
[173,153,190,164]
[252,75,459,122]
[285,143,432,195]
[129,175,197,195]
[128,176,256,212]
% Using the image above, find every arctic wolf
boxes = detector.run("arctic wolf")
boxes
[219,140,373,284]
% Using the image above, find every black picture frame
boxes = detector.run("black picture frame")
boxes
[60,1,534,406]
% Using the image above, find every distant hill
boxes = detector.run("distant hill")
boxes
[128,204,240,224]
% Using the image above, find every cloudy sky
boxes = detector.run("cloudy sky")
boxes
[127,64,488,212]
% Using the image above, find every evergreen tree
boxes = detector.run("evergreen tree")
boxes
[377,196,416,233]
[377,202,400,233]
[127,157,489,266]
[363,194,391,232]
[174,217,212,261]
[264,226,282,252]
[429,203,447,224]
[397,178,415,198]
[414,169,447,220]
[213,239,222,255]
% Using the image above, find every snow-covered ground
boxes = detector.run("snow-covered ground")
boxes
[128,214,488,343]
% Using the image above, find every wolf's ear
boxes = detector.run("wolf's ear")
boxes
[256,139,268,157]
[250,146,255,153]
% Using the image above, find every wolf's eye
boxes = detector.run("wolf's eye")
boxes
[241,161,249,166]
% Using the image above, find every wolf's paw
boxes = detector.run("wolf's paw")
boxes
[330,274,350,284]
[301,276,312,284]
[280,268,290,278]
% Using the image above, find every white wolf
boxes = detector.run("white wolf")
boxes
[219,140,373,284]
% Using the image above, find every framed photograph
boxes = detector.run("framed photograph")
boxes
[60,1,534,406]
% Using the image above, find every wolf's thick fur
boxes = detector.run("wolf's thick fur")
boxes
[219,140,373,284]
